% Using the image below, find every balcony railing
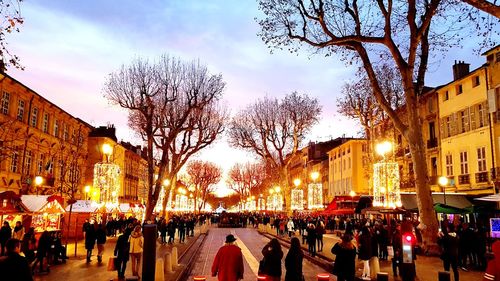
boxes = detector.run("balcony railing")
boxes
[458,174,470,185]
[427,138,438,149]
[476,172,489,183]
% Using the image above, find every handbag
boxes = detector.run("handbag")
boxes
[107,256,117,271]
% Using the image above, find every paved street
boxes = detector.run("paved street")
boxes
[188,227,330,281]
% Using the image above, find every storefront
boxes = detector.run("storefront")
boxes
[21,195,65,233]
[0,191,28,228]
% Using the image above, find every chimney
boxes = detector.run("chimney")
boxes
[452,60,470,80]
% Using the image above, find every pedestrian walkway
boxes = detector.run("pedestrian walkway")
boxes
[259,224,485,281]
[33,225,202,281]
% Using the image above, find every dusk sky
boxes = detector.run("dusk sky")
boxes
[6,0,488,195]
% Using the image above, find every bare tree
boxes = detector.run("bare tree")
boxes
[105,55,226,220]
[257,0,497,249]
[226,162,267,203]
[228,92,321,210]
[0,118,25,165]
[186,160,222,212]
[0,0,23,70]
[462,0,500,17]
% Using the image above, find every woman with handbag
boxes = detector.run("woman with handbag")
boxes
[129,225,144,277]
[285,237,304,281]
[331,233,357,281]
[261,238,283,281]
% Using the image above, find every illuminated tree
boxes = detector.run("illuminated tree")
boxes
[186,160,222,212]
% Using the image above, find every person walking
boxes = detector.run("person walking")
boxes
[0,221,12,255]
[12,221,24,241]
[114,229,131,280]
[358,226,372,280]
[84,222,96,263]
[211,234,244,281]
[159,220,167,244]
[95,223,107,264]
[439,225,460,281]
[21,227,36,263]
[306,223,317,257]
[167,219,176,244]
[285,237,303,281]
[32,230,51,274]
[287,218,295,238]
[261,238,283,281]
[316,220,325,252]
[178,218,186,243]
[129,225,144,277]
[331,233,357,281]
[0,239,33,281]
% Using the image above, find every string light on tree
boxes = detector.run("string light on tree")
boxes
[291,178,304,210]
[373,141,401,208]
[308,172,323,209]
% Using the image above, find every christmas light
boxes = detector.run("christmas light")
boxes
[291,189,304,210]
[372,162,401,208]
[93,163,120,207]
[307,183,323,209]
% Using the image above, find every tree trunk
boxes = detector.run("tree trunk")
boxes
[405,94,439,253]
[162,175,176,218]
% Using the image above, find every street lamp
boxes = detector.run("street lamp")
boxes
[376,141,393,158]
[84,185,91,200]
[163,179,171,186]
[102,143,113,162]
[438,176,448,205]
[293,178,301,187]
[310,171,320,182]
[349,190,356,209]
[34,176,43,195]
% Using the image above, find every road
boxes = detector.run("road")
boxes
[188,227,330,281]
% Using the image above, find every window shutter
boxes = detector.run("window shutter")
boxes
[470,105,476,130]
[464,108,470,132]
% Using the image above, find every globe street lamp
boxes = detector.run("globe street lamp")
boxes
[34,176,44,195]
[84,185,91,200]
[438,176,448,205]
[349,190,356,209]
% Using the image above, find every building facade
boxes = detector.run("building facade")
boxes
[0,73,92,197]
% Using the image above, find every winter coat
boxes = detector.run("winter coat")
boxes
[12,226,24,240]
[84,226,96,250]
[306,227,317,244]
[262,244,284,277]
[287,220,295,232]
[358,232,372,260]
[332,242,357,279]
[96,227,107,245]
[0,225,12,243]
[211,244,244,281]
[129,231,144,254]
[284,248,303,281]
[439,232,459,261]
[0,252,34,281]
[114,233,130,261]
[36,232,51,258]
[484,240,500,281]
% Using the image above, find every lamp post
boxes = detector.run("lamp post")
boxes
[438,176,448,205]
[84,185,91,200]
[34,176,43,195]
[102,143,113,162]
[376,141,393,207]
[309,172,321,209]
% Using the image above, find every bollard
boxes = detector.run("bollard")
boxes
[438,271,451,281]
[377,272,389,281]
[164,253,173,273]
[155,258,165,281]
[317,273,330,281]
[142,224,157,281]
[193,277,206,281]
[172,247,179,267]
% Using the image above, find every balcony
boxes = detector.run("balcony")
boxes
[427,138,438,149]
[458,174,470,185]
[476,172,489,183]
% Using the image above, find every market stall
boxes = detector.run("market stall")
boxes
[21,195,65,233]
[118,203,145,220]
[0,191,29,228]
[63,200,98,239]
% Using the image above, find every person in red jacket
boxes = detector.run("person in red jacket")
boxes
[212,234,244,281]
[484,240,500,281]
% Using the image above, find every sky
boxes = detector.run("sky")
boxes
[5,0,490,196]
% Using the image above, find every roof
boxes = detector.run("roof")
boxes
[66,200,98,213]
[21,195,65,213]
[481,45,500,56]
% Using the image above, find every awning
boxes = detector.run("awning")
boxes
[361,206,408,215]
[401,193,472,210]
[323,208,355,215]
[475,193,500,202]
[434,203,469,214]
[21,195,65,213]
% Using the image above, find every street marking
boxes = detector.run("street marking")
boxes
[202,228,216,274]
[232,230,259,276]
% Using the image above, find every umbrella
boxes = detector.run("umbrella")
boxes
[475,193,500,202]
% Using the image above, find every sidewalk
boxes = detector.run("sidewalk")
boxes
[33,225,204,281]
[258,224,484,281]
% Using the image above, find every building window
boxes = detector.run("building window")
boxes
[428,98,434,113]
[31,107,38,128]
[446,154,453,176]
[478,103,486,127]
[17,99,25,121]
[1,92,9,115]
[446,116,452,137]
[443,91,449,101]
[473,76,480,87]
[25,150,32,175]
[37,154,45,175]
[42,113,49,133]
[460,151,468,175]
[63,124,69,141]
[477,147,487,172]
[457,84,463,95]
[10,151,19,173]
[54,120,59,137]
[496,52,500,63]
[460,109,469,133]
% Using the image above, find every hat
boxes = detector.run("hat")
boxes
[225,234,237,243]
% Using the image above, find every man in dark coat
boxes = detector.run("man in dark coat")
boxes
[0,239,33,281]
[440,224,460,281]
[85,222,96,263]
[306,223,317,257]
[212,234,244,281]
[114,230,131,280]
[0,221,12,255]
